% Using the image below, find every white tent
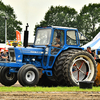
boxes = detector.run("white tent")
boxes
[82,32,100,50]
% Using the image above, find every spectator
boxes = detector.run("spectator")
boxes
[87,46,94,57]
[1,50,8,61]
[92,50,99,60]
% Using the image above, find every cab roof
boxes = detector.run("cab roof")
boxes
[52,26,77,30]
[37,26,77,30]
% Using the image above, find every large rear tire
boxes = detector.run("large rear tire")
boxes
[0,67,17,86]
[17,64,39,86]
[53,49,97,86]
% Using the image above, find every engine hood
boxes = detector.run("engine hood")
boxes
[14,47,44,55]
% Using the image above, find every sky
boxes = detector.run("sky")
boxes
[2,0,100,43]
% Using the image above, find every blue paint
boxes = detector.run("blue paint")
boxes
[0,26,83,76]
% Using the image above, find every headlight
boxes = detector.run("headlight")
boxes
[45,47,49,54]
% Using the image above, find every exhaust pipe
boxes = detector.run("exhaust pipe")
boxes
[23,23,29,48]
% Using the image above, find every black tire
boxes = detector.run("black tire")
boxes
[37,74,58,87]
[17,64,39,86]
[0,67,3,83]
[17,64,32,86]
[0,67,17,86]
[53,49,97,86]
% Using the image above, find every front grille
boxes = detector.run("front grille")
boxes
[8,48,16,62]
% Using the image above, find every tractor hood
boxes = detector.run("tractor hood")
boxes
[14,47,44,56]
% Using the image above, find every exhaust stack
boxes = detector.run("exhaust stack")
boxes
[23,23,29,48]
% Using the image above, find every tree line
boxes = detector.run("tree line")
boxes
[0,1,22,43]
[0,1,100,44]
[34,4,100,44]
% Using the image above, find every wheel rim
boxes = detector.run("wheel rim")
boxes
[5,70,15,81]
[25,71,35,82]
[70,55,94,85]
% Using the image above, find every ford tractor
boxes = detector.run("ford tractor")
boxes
[0,24,97,86]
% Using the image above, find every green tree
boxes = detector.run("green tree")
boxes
[34,4,100,45]
[0,1,22,43]
[34,6,78,34]
[77,3,100,42]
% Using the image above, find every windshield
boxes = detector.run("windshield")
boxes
[35,29,51,45]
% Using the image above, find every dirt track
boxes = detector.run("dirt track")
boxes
[1,91,100,100]
[0,82,100,100]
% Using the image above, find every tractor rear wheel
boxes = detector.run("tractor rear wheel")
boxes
[0,67,17,86]
[17,64,39,86]
[53,49,97,86]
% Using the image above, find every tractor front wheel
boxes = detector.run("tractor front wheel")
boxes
[0,67,17,86]
[17,64,39,86]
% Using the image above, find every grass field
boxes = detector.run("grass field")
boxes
[0,86,100,92]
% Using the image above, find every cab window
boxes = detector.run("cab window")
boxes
[51,30,64,55]
[52,30,64,46]
[67,30,77,45]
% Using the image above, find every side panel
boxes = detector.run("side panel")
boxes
[47,46,84,69]
[0,62,25,68]
[14,47,44,63]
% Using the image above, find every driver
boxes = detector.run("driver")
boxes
[52,35,62,47]
[51,35,62,53]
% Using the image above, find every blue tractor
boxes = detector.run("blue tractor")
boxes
[0,25,97,86]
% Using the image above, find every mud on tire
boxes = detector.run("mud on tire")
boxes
[53,49,97,86]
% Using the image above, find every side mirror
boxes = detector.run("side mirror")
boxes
[78,32,88,41]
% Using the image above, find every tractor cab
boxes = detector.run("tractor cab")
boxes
[33,26,81,70]
[34,26,80,55]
